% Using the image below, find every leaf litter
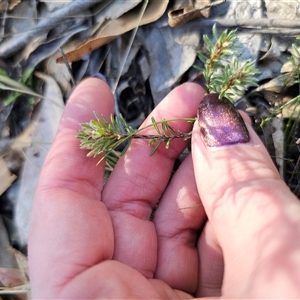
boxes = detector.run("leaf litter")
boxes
[0,1,300,297]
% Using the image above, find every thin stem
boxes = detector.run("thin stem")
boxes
[78,116,197,162]
[132,132,192,139]
[134,117,196,135]
[261,95,300,125]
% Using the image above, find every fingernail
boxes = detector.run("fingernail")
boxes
[197,93,250,147]
[92,72,107,83]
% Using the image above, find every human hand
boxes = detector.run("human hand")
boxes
[28,78,300,298]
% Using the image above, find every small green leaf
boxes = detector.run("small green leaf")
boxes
[150,140,162,156]
[165,138,172,149]
[195,25,259,98]
[149,137,158,146]
[151,117,161,134]
[120,140,131,156]
[197,52,208,64]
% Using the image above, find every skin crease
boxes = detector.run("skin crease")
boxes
[28,78,300,299]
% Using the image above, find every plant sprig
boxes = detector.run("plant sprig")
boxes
[78,25,260,166]
[261,38,300,126]
[78,113,195,163]
[195,25,259,101]
[284,39,300,87]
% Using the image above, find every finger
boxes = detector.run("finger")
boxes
[102,83,206,278]
[28,78,115,297]
[192,104,300,297]
[153,154,206,294]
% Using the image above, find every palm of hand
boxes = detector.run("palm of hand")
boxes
[29,79,300,299]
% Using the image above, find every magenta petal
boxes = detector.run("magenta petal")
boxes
[197,93,250,147]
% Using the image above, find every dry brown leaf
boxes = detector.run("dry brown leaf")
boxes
[254,74,290,98]
[0,284,30,298]
[168,0,225,27]
[0,247,29,298]
[91,0,136,37]
[0,267,25,287]
[0,2,6,13]
[15,72,64,246]
[56,35,115,64]
[0,158,16,195]
[281,45,300,73]
[281,99,300,119]
[281,60,293,73]
[8,0,21,10]
[39,0,73,11]
[57,0,168,63]
[259,38,281,61]
[6,246,29,283]
[46,52,73,95]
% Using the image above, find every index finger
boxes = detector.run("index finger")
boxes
[102,83,206,278]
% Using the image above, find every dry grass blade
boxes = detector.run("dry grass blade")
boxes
[0,283,30,294]
[111,0,149,95]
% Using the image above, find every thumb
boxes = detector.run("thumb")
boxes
[191,94,300,298]
[192,93,280,213]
